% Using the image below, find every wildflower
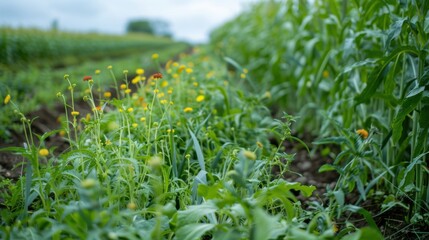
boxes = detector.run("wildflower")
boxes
[136,68,144,75]
[196,95,205,102]
[160,99,168,105]
[93,106,102,112]
[332,223,339,233]
[152,53,159,59]
[107,65,112,69]
[71,111,80,116]
[161,80,168,87]
[186,68,193,74]
[243,150,256,160]
[127,201,137,210]
[178,65,186,73]
[243,68,248,74]
[140,117,146,122]
[83,76,92,81]
[104,91,112,98]
[132,123,138,128]
[120,84,127,89]
[127,108,134,113]
[132,76,141,84]
[152,72,163,79]
[39,148,49,157]
[167,129,175,134]
[105,139,112,145]
[184,107,193,113]
[81,178,97,189]
[323,70,329,78]
[4,94,11,105]
[240,73,246,79]
[95,69,101,74]
[256,141,263,149]
[125,89,132,94]
[193,82,198,87]
[59,130,66,137]
[167,89,173,94]
[356,129,369,139]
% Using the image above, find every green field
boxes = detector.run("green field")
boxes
[0,0,428,239]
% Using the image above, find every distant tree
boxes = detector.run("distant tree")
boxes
[126,19,154,34]
[126,19,172,38]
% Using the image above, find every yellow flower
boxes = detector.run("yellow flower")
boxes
[160,99,168,105]
[186,68,193,74]
[161,80,169,88]
[107,65,112,69]
[356,129,369,139]
[167,129,175,134]
[4,94,11,105]
[196,95,205,102]
[243,150,256,160]
[95,69,101,74]
[136,68,144,75]
[152,53,159,59]
[132,123,138,128]
[127,201,137,210]
[125,89,132,94]
[127,108,134,113]
[323,70,329,78]
[132,76,141,84]
[240,73,246,79]
[184,107,193,113]
[140,117,146,122]
[243,68,248,74]
[104,91,112,98]
[81,178,97,189]
[39,148,49,157]
[71,111,80,116]
[120,84,127,89]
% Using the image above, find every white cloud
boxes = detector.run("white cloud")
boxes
[0,0,257,43]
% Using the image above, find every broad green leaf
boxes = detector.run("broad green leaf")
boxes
[177,201,218,225]
[176,223,216,240]
[355,46,419,104]
[318,164,337,173]
[343,205,379,232]
[188,128,205,171]
[342,227,384,240]
[392,91,423,142]
[250,208,284,240]
[398,151,429,189]
[419,104,429,128]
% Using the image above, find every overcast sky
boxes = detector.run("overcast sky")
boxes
[0,0,257,43]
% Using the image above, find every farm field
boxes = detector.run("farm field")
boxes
[1,0,428,239]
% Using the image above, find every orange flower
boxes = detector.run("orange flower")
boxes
[356,129,369,139]
[152,72,163,79]
[83,76,92,81]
